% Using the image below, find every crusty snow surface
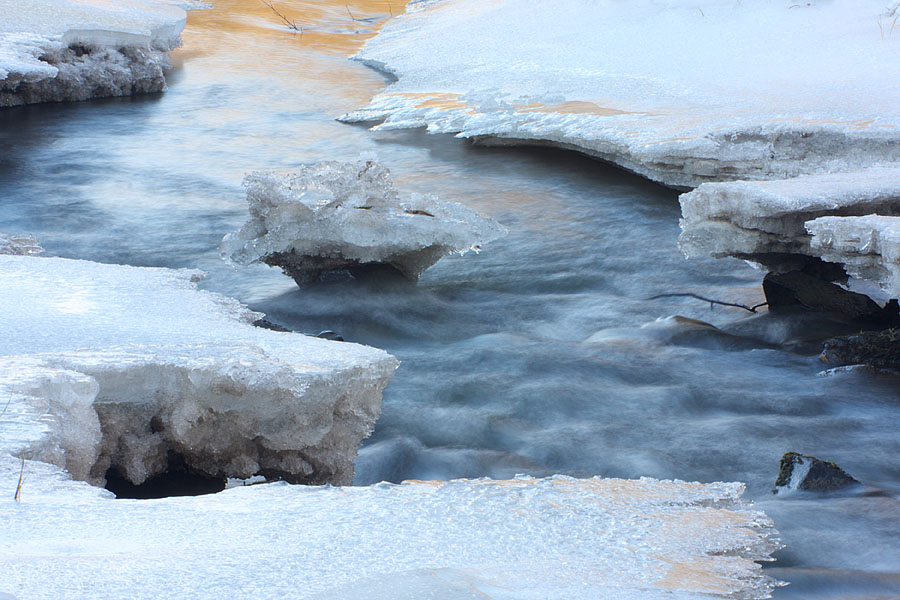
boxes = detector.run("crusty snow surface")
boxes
[221,160,506,284]
[0,0,194,106]
[0,467,780,600]
[342,0,900,189]
[0,253,398,486]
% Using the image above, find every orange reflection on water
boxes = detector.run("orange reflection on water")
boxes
[176,0,407,57]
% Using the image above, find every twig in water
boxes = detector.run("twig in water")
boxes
[14,451,24,502]
[0,395,11,422]
[648,292,768,313]
[261,0,303,32]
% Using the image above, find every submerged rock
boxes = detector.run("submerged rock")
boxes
[773,452,860,494]
[762,270,898,325]
[821,329,900,369]
[220,160,506,285]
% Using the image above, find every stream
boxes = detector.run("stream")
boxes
[0,2,898,597]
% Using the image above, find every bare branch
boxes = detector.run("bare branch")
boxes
[14,451,24,502]
[647,292,768,313]
[261,0,302,32]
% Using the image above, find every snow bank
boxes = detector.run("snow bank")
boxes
[341,0,900,189]
[678,167,900,297]
[807,215,900,298]
[221,160,506,284]
[0,470,781,599]
[0,252,398,486]
[0,0,193,106]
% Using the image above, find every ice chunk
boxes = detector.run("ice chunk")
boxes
[220,160,506,285]
[678,166,900,274]
[342,0,900,188]
[0,471,781,599]
[0,232,42,255]
[0,252,398,486]
[807,215,900,298]
[0,0,191,106]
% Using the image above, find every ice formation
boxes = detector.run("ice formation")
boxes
[807,215,900,299]
[0,252,398,487]
[0,233,42,255]
[342,0,900,189]
[0,468,781,599]
[678,167,900,298]
[0,0,194,106]
[220,160,506,284]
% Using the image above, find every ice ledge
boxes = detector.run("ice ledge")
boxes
[0,253,399,487]
[0,471,782,599]
[0,0,193,106]
[343,0,900,189]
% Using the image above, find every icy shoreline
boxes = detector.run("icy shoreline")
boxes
[0,253,398,487]
[0,470,781,599]
[342,0,900,189]
[0,0,193,106]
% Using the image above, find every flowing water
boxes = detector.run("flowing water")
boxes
[1,2,899,597]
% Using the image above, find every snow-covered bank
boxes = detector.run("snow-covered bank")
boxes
[0,469,780,600]
[0,0,193,106]
[341,0,900,189]
[678,166,900,300]
[0,252,398,486]
[221,160,506,285]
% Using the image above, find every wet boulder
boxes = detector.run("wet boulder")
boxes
[821,328,900,369]
[773,452,860,494]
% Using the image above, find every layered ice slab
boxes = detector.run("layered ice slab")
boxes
[0,252,398,487]
[0,0,192,106]
[678,166,900,297]
[221,160,506,285]
[807,215,900,299]
[341,0,900,189]
[0,470,780,600]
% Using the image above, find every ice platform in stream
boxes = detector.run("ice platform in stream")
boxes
[220,160,506,285]
[0,470,781,600]
[341,0,900,189]
[0,252,398,487]
[807,215,900,299]
[679,166,900,281]
[0,0,193,107]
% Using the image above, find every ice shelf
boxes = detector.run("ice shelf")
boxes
[0,470,781,600]
[221,160,506,285]
[341,0,900,189]
[0,252,399,486]
[0,0,195,106]
[678,166,900,297]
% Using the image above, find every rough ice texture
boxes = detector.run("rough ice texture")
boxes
[0,0,191,106]
[0,253,398,486]
[0,468,781,600]
[221,160,506,284]
[678,166,900,277]
[0,233,42,255]
[341,0,900,189]
[806,215,900,299]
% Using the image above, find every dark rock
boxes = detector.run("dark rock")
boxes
[821,328,900,368]
[773,452,860,493]
[252,318,291,332]
[316,330,344,342]
[763,270,899,325]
